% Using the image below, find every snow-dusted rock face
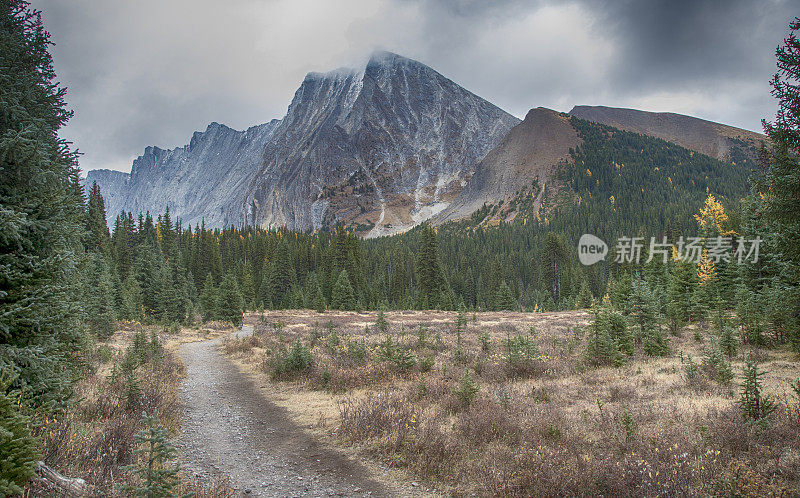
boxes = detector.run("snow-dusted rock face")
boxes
[88,51,518,234]
[242,51,519,236]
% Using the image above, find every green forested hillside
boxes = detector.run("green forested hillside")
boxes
[87,116,759,323]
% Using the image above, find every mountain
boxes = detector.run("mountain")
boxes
[435,107,755,229]
[83,168,130,222]
[86,52,519,234]
[85,120,280,228]
[568,105,766,161]
[437,107,579,223]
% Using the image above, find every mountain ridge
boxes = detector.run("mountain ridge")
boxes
[568,105,766,161]
[86,51,519,233]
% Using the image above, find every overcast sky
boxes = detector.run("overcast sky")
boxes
[31,0,799,174]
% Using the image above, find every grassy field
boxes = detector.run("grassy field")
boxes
[225,309,800,496]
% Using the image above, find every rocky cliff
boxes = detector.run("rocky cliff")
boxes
[86,52,519,234]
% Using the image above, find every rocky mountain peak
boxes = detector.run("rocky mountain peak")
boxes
[85,53,520,234]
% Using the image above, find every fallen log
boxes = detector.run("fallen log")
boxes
[35,461,89,497]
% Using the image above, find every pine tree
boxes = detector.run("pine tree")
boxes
[117,411,181,497]
[415,224,446,308]
[199,274,217,322]
[759,18,800,350]
[121,272,144,321]
[0,373,39,496]
[0,0,86,407]
[495,281,518,311]
[216,273,244,326]
[331,270,356,310]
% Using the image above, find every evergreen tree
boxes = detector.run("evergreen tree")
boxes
[117,411,181,497]
[268,241,295,309]
[312,283,326,313]
[415,224,447,308]
[759,18,800,350]
[495,281,518,311]
[199,274,217,322]
[121,272,144,321]
[0,0,86,407]
[240,262,255,310]
[543,233,568,305]
[576,279,593,308]
[0,372,38,496]
[86,253,116,338]
[216,273,244,326]
[331,270,356,310]
[667,258,697,332]
[85,181,111,256]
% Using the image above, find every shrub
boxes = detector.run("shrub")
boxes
[376,335,397,363]
[642,327,670,357]
[375,310,390,334]
[453,369,480,407]
[585,307,631,366]
[739,358,777,421]
[416,324,429,348]
[702,337,734,385]
[345,340,367,365]
[117,411,181,496]
[503,333,540,375]
[272,340,313,378]
[478,331,492,353]
[394,349,417,371]
[719,326,738,358]
[419,356,435,373]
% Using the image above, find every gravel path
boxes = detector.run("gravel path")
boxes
[177,325,393,497]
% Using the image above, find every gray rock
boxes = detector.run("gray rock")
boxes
[84,51,518,235]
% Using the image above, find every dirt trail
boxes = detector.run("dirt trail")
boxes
[177,325,394,497]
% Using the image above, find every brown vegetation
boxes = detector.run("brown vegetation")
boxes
[28,324,235,497]
[225,309,800,496]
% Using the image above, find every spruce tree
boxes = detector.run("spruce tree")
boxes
[0,0,86,407]
[121,272,144,321]
[268,241,295,309]
[576,280,593,309]
[117,411,181,497]
[760,18,800,350]
[85,181,111,256]
[199,274,217,322]
[86,253,117,338]
[495,281,518,311]
[415,224,446,308]
[240,263,255,310]
[0,372,39,496]
[331,269,356,310]
[667,259,697,332]
[216,273,244,326]
[312,284,326,313]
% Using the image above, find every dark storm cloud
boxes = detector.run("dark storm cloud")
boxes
[29,0,799,174]
[594,0,794,88]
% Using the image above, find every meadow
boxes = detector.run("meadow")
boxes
[224,309,800,496]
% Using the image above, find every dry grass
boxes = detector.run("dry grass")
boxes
[27,323,235,497]
[226,310,800,496]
